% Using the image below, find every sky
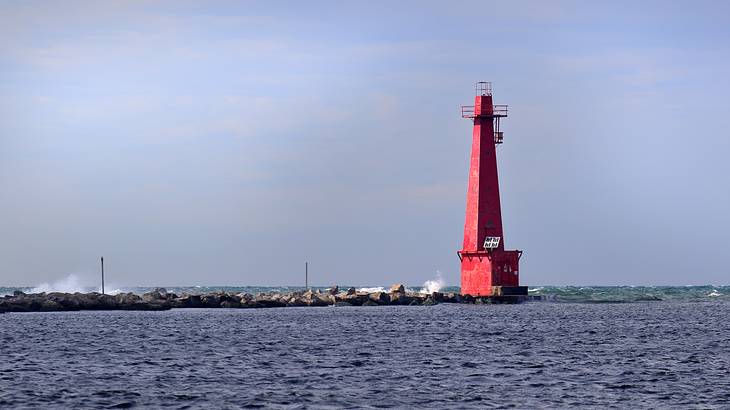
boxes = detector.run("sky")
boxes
[1,0,729,287]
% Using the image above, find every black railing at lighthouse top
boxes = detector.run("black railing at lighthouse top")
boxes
[460,104,508,118]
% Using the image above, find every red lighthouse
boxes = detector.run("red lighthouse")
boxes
[458,82,526,297]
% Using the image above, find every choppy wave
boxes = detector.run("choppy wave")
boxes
[1,284,728,303]
[4,296,730,407]
[525,285,730,303]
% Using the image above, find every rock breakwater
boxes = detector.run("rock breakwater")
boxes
[0,285,531,313]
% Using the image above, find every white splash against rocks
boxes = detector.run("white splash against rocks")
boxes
[420,271,446,294]
[31,274,88,294]
[357,286,386,293]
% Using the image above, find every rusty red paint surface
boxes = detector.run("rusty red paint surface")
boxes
[459,84,521,296]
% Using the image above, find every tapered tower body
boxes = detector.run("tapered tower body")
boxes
[458,82,525,297]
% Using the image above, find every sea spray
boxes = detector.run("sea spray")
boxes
[420,271,446,294]
[31,274,90,294]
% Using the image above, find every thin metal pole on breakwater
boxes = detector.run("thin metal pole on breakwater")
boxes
[101,256,105,295]
[305,262,308,290]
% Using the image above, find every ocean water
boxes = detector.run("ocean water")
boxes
[1,294,729,408]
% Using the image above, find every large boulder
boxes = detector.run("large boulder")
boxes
[252,295,286,308]
[220,300,241,308]
[369,292,390,305]
[47,292,81,310]
[90,293,113,309]
[389,284,405,294]
[142,289,166,302]
[286,296,307,307]
[307,295,332,306]
[327,285,339,295]
[304,292,331,307]
[2,296,37,312]
[423,296,437,306]
[175,294,203,308]
[112,292,168,310]
[390,292,413,305]
[40,299,65,311]
[460,294,476,304]
[73,292,97,309]
[116,292,142,306]
[201,293,222,308]
[345,293,368,306]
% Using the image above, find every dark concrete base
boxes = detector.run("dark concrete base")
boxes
[492,286,529,296]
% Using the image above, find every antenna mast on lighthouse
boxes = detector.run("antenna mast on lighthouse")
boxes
[457,82,526,297]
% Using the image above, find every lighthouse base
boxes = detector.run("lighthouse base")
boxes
[458,250,522,297]
[492,286,528,296]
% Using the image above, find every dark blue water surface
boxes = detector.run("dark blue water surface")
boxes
[2,301,729,408]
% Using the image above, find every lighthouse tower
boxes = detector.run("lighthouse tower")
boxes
[458,82,526,297]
